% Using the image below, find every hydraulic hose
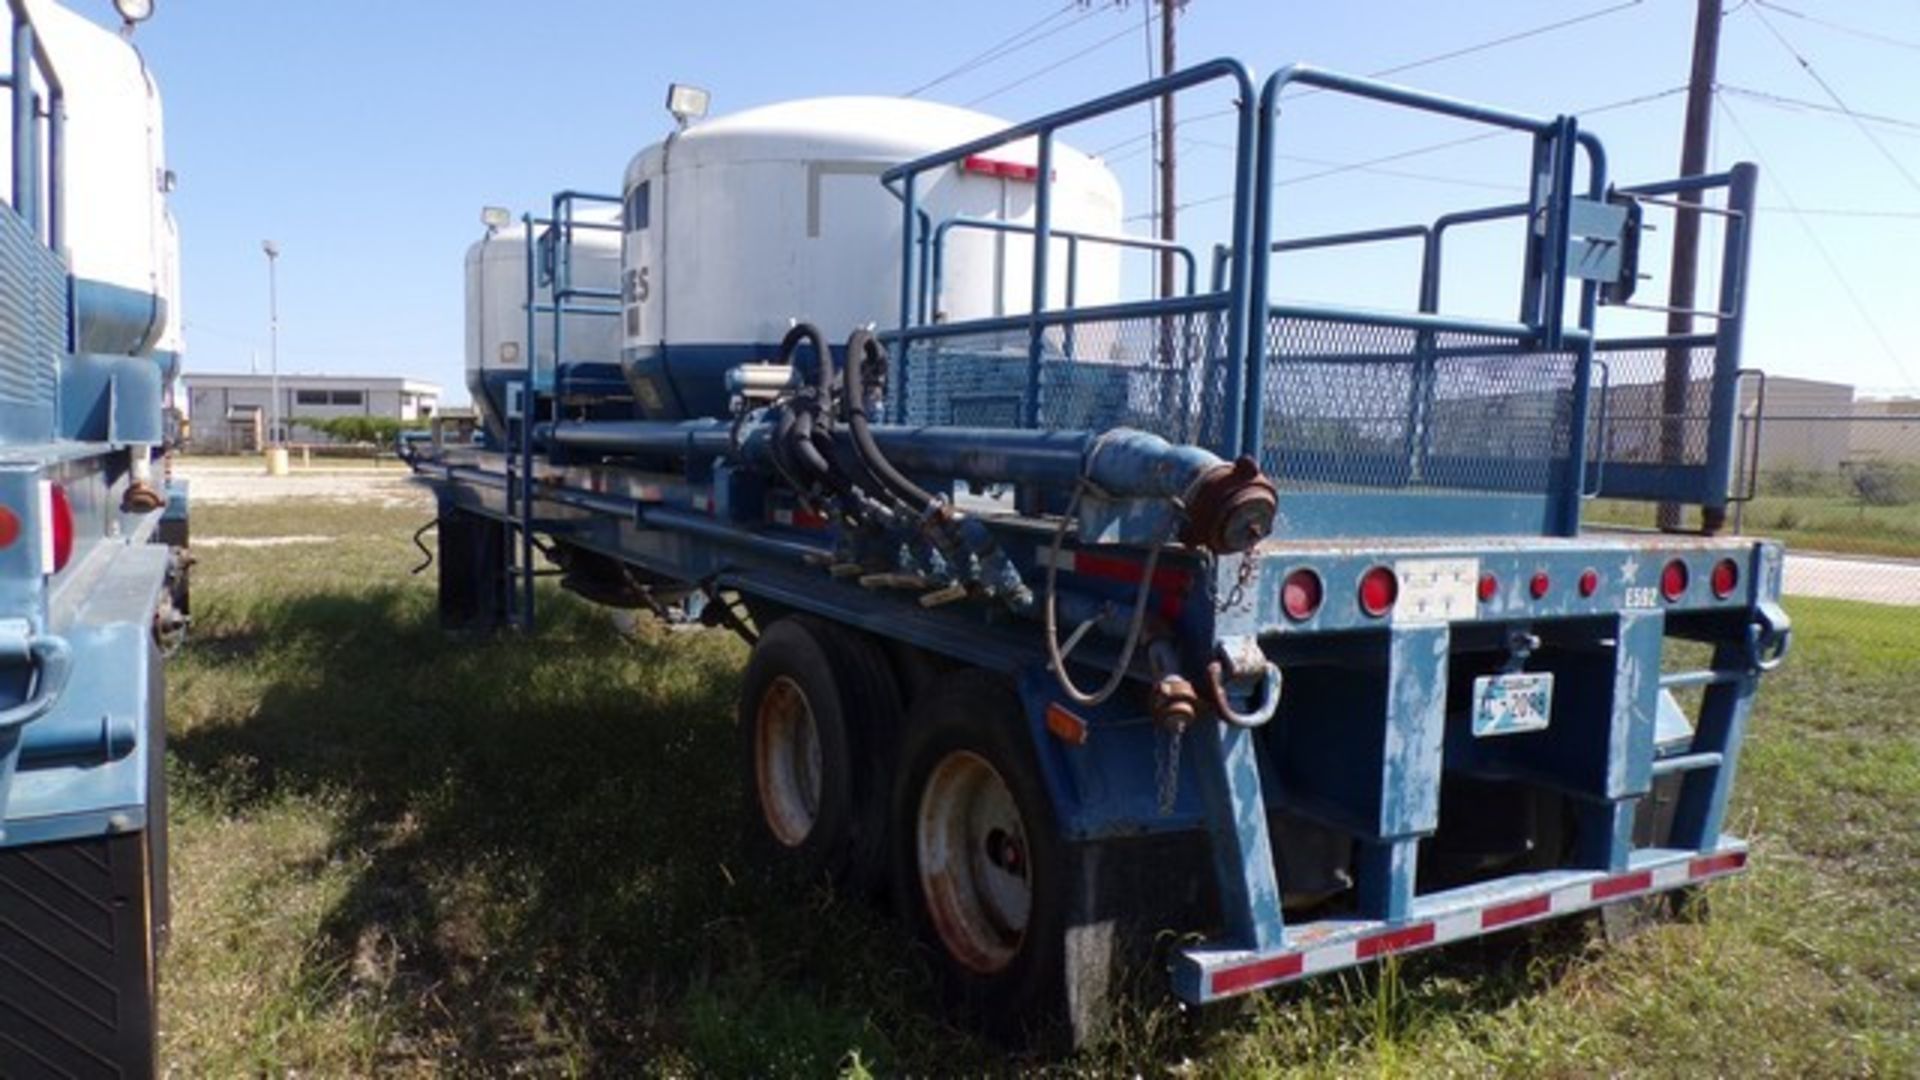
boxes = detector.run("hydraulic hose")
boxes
[1043,477,1167,707]
[842,330,937,513]
[778,322,836,428]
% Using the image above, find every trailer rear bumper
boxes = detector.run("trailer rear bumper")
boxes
[1173,842,1746,1003]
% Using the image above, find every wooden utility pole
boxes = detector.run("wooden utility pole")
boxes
[1658,0,1723,531]
[1158,0,1179,300]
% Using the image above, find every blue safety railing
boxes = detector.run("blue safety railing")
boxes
[883,58,1258,455]
[1249,65,1610,538]
[504,191,623,630]
[1257,166,1757,522]
[882,59,1755,539]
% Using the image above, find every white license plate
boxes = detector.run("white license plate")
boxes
[1471,672,1554,737]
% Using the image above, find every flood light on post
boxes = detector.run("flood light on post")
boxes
[113,0,153,25]
[666,83,711,129]
[481,206,511,235]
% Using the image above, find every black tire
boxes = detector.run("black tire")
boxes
[889,670,1066,1043]
[738,616,900,892]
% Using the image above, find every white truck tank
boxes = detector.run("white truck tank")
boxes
[17,0,176,360]
[618,96,1124,419]
[464,210,622,435]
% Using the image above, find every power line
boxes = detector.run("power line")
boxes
[1718,92,1916,389]
[1718,83,1920,136]
[903,2,1091,98]
[1093,0,1648,159]
[1745,1,1920,197]
[1128,85,1687,220]
[964,5,1148,108]
[1750,0,1920,54]
[1758,206,1920,221]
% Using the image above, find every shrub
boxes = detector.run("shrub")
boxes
[1762,465,1829,497]
[1847,461,1920,507]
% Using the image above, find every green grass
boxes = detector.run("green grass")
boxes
[161,501,1920,1074]
[1587,495,1920,559]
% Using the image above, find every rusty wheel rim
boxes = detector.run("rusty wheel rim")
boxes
[916,750,1030,975]
[754,674,821,847]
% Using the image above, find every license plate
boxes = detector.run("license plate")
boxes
[1471,672,1554,737]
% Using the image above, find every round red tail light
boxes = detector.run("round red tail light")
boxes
[1710,558,1740,598]
[1578,568,1600,598]
[1529,571,1551,599]
[1660,559,1689,602]
[1358,565,1398,618]
[1477,573,1499,602]
[1281,567,1324,622]
[45,483,75,573]
[0,506,18,550]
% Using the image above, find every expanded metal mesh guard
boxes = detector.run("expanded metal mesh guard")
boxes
[1588,340,1718,468]
[1257,314,1579,494]
[897,309,1234,451]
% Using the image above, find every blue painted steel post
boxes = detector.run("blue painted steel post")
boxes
[44,85,59,254]
[1670,633,1764,850]
[1575,610,1662,871]
[1540,117,1579,349]
[895,174,917,424]
[1701,162,1758,529]
[1358,625,1449,921]
[1024,132,1054,429]
[11,18,37,234]
[1188,722,1286,951]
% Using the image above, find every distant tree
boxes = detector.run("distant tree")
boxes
[296,415,405,445]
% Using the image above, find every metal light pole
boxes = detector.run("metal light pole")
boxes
[262,239,280,446]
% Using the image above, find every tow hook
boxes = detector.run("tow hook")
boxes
[1207,635,1282,729]
[1745,601,1791,672]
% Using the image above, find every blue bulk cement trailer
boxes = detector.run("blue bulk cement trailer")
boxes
[410,62,1788,1046]
[0,0,187,1071]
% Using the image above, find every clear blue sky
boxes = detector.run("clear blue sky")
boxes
[105,0,1920,403]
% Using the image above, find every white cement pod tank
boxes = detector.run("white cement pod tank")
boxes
[465,212,621,435]
[618,96,1124,420]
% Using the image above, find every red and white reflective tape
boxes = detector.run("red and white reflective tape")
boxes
[770,506,831,530]
[690,494,713,514]
[1205,849,1747,1000]
[1035,547,1192,619]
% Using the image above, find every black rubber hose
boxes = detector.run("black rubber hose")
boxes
[789,406,835,480]
[778,322,836,428]
[842,330,937,513]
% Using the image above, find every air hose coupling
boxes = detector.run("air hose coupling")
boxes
[1181,455,1278,554]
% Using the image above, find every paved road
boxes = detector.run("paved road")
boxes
[1783,553,1920,606]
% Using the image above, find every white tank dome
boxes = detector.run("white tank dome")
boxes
[616,94,1125,419]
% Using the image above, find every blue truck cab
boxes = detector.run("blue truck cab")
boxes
[0,1,185,1072]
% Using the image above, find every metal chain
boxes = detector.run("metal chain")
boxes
[1216,551,1257,614]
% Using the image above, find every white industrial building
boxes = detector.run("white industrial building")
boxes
[184,373,441,452]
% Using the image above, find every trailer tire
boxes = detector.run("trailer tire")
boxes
[739,616,897,892]
[890,671,1066,1044]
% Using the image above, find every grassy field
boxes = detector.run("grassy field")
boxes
[160,499,1920,1075]
[1587,494,1920,560]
